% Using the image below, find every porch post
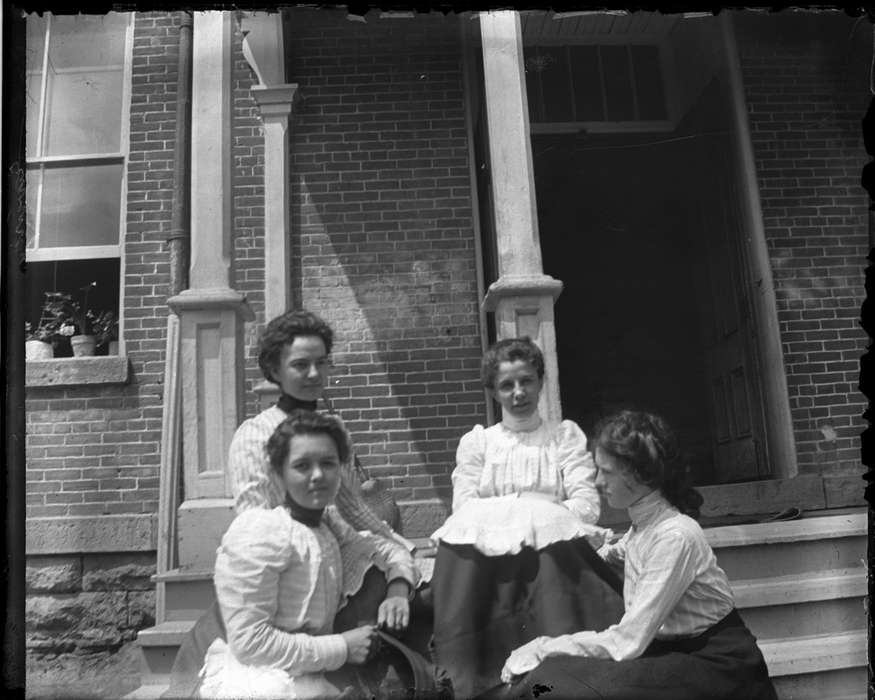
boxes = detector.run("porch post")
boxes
[479,10,564,424]
[168,11,253,545]
[240,11,302,411]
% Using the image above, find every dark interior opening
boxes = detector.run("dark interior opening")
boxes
[534,130,716,485]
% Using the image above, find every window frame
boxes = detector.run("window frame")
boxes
[25,12,133,359]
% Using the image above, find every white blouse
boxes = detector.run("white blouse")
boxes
[199,507,417,698]
[431,419,607,555]
[514,491,735,669]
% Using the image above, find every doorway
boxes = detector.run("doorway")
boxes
[535,80,770,486]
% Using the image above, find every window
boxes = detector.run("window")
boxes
[525,44,669,130]
[26,13,131,357]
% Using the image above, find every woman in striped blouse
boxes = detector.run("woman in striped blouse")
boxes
[199,410,418,699]
[495,410,777,700]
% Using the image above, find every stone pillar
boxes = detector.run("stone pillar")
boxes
[479,11,564,424]
[168,11,253,522]
[240,12,301,412]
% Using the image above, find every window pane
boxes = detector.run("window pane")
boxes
[570,45,604,122]
[27,258,120,358]
[26,73,41,160]
[44,68,123,155]
[39,163,122,247]
[26,15,46,72]
[631,45,667,121]
[48,14,128,69]
[600,46,635,122]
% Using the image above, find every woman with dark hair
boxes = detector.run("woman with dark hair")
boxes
[429,338,624,698]
[494,410,777,700]
[229,309,399,539]
[199,410,418,699]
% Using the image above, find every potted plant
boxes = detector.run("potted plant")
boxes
[50,282,110,357]
[25,320,55,360]
[91,310,119,355]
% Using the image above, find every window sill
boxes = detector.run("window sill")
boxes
[26,356,130,388]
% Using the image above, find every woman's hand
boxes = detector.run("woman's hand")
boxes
[377,595,410,632]
[500,637,548,684]
[341,625,379,665]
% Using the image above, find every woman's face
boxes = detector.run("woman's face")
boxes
[272,335,330,401]
[282,432,342,510]
[490,359,542,420]
[594,447,652,510]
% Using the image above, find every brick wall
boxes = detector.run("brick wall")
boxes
[284,10,486,502]
[736,13,869,477]
[25,12,179,519]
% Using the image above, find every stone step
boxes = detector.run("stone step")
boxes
[136,619,196,687]
[154,568,215,622]
[771,666,868,700]
[732,567,867,641]
[705,512,866,581]
[759,629,867,678]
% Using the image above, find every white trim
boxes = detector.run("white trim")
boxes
[117,13,134,357]
[28,153,125,165]
[25,245,121,262]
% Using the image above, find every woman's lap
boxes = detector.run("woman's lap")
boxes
[431,539,625,699]
[493,610,777,700]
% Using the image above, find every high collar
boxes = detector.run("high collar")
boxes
[500,412,542,433]
[284,494,325,528]
[628,489,671,530]
[277,393,318,414]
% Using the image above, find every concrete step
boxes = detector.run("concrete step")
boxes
[761,629,868,699]
[706,512,866,581]
[136,619,196,687]
[759,628,867,675]
[732,567,867,640]
[154,567,215,622]
[771,665,868,700]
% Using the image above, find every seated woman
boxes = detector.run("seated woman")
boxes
[429,338,625,698]
[496,410,777,700]
[198,410,419,699]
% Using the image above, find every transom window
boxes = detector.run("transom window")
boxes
[26,13,131,355]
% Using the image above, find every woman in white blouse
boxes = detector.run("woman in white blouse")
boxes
[429,338,625,698]
[198,410,419,699]
[496,410,777,700]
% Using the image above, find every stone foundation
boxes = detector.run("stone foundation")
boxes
[26,552,156,656]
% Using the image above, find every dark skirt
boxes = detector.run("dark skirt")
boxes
[431,538,625,699]
[482,609,777,700]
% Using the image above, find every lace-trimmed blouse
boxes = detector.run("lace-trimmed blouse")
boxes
[431,420,606,555]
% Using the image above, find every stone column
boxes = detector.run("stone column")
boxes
[479,10,564,424]
[168,12,253,566]
[240,12,302,412]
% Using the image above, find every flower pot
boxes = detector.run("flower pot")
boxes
[70,334,97,357]
[25,340,54,361]
[107,340,119,356]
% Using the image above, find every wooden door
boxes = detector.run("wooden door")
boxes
[690,132,769,482]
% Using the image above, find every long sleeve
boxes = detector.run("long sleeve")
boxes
[451,425,488,512]
[326,510,419,594]
[334,467,397,540]
[214,509,349,674]
[556,421,600,524]
[228,412,285,512]
[540,528,698,661]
